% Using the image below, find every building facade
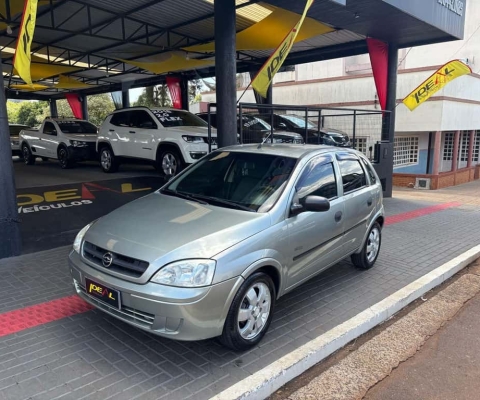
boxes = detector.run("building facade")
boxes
[200,0,480,189]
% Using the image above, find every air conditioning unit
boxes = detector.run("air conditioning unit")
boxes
[415,178,431,190]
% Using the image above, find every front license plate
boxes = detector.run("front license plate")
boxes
[85,278,121,309]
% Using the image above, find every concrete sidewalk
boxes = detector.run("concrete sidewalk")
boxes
[365,269,480,400]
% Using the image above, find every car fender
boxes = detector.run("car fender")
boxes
[241,257,285,298]
[354,206,385,254]
[155,140,186,162]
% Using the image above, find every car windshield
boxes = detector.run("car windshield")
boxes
[9,125,29,136]
[240,115,272,131]
[281,115,317,129]
[152,109,208,128]
[163,151,297,212]
[57,121,98,134]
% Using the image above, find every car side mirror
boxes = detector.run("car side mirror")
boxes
[290,195,330,216]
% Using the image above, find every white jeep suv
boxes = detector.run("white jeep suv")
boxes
[97,107,217,176]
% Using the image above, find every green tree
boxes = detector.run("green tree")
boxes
[6,101,22,124]
[189,79,203,104]
[16,101,47,127]
[134,85,172,108]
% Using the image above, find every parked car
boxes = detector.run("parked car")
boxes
[98,107,218,176]
[256,113,351,147]
[69,144,384,350]
[19,117,98,168]
[10,124,30,158]
[196,112,304,144]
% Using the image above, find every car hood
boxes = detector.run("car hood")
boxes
[84,192,270,265]
[66,133,97,142]
[167,126,217,136]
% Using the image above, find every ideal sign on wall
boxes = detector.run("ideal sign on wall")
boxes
[437,0,464,16]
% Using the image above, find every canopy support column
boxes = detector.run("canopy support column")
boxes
[214,0,237,147]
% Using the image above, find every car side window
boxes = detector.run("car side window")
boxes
[110,112,130,127]
[296,159,338,201]
[338,159,367,193]
[43,122,57,136]
[360,157,377,185]
[131,111,157,129]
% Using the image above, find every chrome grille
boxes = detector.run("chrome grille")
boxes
[83,242,149,278]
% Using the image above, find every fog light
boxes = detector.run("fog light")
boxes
[190,151,207,160]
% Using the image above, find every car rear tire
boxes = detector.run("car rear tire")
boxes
[351,222,382,270]
[58,146,74,169]
[156,148,184,177]
[22,144,35,165]
[219,272,276,351]
[99,146,119,173]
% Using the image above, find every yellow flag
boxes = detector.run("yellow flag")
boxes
[251,0,314,98]
[403,60,471,111]
[13,0,38,85]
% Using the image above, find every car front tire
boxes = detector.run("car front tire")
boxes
[99,146,118,173]
[58,146,74,169]
[156,149,184,177]
[220,272,276,351]
[22,144,35,165]
[351,221,382,270]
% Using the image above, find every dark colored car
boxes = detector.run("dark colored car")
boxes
[196,112,304,145]
[256,113,351,147]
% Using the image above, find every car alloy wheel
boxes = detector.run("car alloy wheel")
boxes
[101,149,112,171]
[22,145,35,165]
[237,282,272,340]
[162,153,178,176]
[58,148,69,169]
[366,226,380,263]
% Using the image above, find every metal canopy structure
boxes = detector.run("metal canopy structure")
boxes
[0,0,466,100]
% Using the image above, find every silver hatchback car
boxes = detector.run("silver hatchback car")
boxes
[69,144,384,350]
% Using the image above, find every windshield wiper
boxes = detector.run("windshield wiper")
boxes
[189,194,254,212]
[161,189,208,205]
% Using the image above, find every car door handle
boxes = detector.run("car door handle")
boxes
[367,198,373,206]
[129,130,136,134]
[109,129,114,132]
[335,211,343,222]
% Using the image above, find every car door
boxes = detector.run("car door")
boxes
[128,110,158,160]
[336,152,376,254]
[108,111,132,156]
[286,154,345,290]
[41,121,60,158]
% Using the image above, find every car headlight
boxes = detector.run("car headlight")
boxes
[70,140,88,147]
[151,259,216,287]
[182,135,204,144]
[73,222,94,253]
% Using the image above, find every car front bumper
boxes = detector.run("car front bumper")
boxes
[68,250,242,341]
[68,143,97,161]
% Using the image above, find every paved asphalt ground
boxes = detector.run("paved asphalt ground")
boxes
[2,160,480,400]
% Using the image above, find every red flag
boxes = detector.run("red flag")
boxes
[166,76,182,109]
[367,38,389,111]
[65,93,83,119]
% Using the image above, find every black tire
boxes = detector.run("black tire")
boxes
[219,272,276,351]
[58,146,74,169]
[156,148,184,177]
[22,144,35,165]
[99,146,119,173]
[41,157,49,162]
[351,221,382,270]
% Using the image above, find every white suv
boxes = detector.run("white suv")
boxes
[97,107,217,176]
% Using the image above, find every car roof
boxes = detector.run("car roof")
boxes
[113,106,189,113]
[218,144,359,159]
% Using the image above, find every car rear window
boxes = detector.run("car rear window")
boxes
[151,110,208,128]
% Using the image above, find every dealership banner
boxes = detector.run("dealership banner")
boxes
[13,0,38,85]
[166,76,182,109]
[251,0,314,98]
[403,60,471,111]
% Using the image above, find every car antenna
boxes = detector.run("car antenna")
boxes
[258,131,272,149]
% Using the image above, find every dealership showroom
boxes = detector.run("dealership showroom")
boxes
[1,1,480,400]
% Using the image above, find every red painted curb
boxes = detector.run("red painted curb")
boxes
[385,201,461,226]
[0,295,93,337]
